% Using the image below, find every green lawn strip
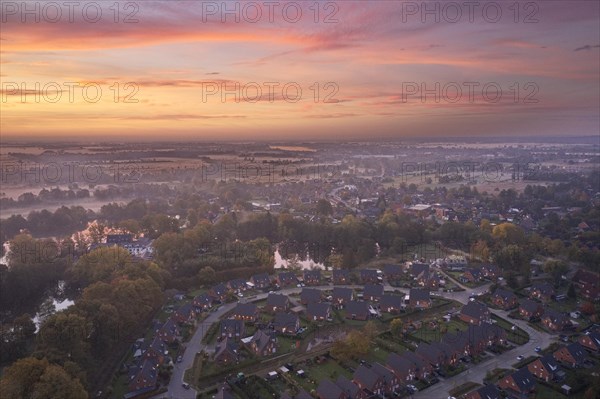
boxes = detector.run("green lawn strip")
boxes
[448,381,481,397]
[536,383,569,399]
[512,355,539,369]
[483,368,511,384]
[491,314,529,344]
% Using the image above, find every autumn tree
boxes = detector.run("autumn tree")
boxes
[0,357,87,399]
[390,318,403,336]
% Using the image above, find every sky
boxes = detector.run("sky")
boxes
[1,0,599,141]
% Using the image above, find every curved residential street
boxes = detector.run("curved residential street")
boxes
[156,272,556,399]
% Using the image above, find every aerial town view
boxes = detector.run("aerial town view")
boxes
[0,1,598,399]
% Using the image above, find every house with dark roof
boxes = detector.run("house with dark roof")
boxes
[335,375,366,399]
[214,385,236,399]
[553,342,589,368]
[227,278,248,292]
[303,269,322,285]
[143,336,168,363]
[173,303,196,325]
[530,282,555,302]
[277,271,298,287]
[491,288,519,310]
[300,288,322,305]
[528,354,562,382]
[463,384,501,399]
[211,283,229,301]
[497,367,536,396]
[248,329,277,357]
[461,268,483,283]
[541,309,570,332]
[363,284,384,301]
[306,303,331,321]
[344,301,370,321]
[573,269,599,288]
[251,273,271,289]
[359,269,380,284]
[127,358,159,398]
[480,264,500,280]
[264,293,290,313]
[273,312,299,335]
[459,301,490,325]
[296,389,313,399]
[410,262,429,278]
[371,362,399,394]
[519,299,544,320]
[379,294,405,313]
[332,269,351,285]
[386,353,416,382]
[402,351,433,379]
[416,342,449,369]
[156,318,180,343]
[316,380,346,399]
[192,293,214,310]
[220,319,245,340]
[332,287,354,306]
[579,281,600,301]
[353,365,384,396]
[214,338,239,365]
[382,264,403,281]
[230,303,259,323]
[579,330,600,352]
[409,288,431,309]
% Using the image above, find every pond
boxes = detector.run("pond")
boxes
[32,281,75,331]
[273,248,327,270]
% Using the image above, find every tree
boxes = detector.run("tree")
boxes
[13,314,36,339]
[390,318,403,336]
[492,223,525,246]
[197,266,216,286]
[471,240,490,262]
[543,260,569,285]
[316,199,333,216]
[0,357,87,399]
[493,245,530,273]
[567,283,576,299]
[363,321,378,340]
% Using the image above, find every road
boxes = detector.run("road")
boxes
[157,272,555,399]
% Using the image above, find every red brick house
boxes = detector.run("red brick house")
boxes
[409,288,431,309]
[530,282,555,302]
[353,365,384,396]
[527,355,562,382]
[459,301,490,325]
[553,343,589,368]
[497,368,536,396]
[519,299,544,320]
[491,288,519,310]
[541,309,570,332]
[579,331,600,352]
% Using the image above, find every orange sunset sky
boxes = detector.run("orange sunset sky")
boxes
[0,0,599,140]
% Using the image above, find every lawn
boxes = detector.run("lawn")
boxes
[491,314,529,345]
[448,381,481,397]
[409,319,468,343]
[535,383,569,399]
[305,358,352,383]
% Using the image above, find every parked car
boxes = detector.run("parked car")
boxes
[535,346,541,353]
[182,383,190,390]
[517,355,524,361]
